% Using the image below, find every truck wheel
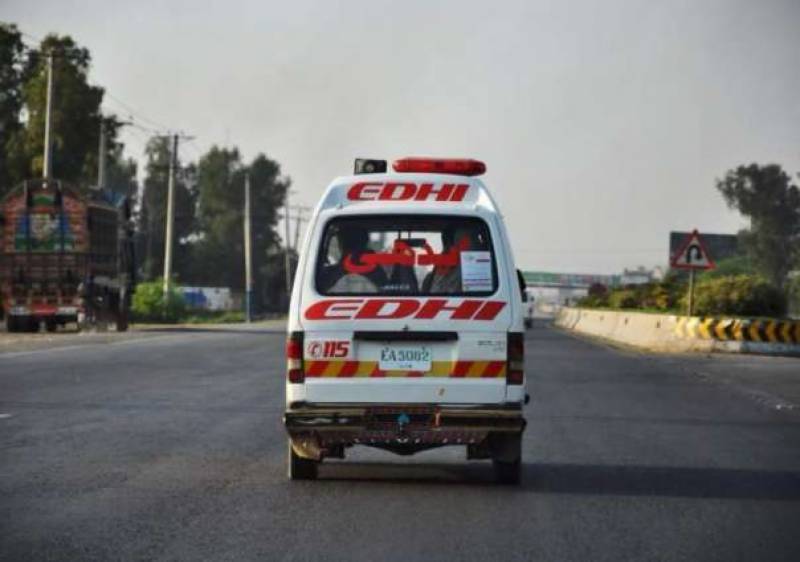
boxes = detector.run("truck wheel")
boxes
[116,300,129,332]
[287,440,318,480]
[116,314,129,332]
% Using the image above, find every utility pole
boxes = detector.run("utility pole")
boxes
[162,134,178,297]
[244,173,253,322]
[284,190,293,300]
[97,118,107,191]
[293,210,302,251]
[42,51,55,179]
[292,205,311,251]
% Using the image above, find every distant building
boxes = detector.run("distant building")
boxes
[522,271,621,289]
[522,271,621,309]
[621,266,653,285]
[669,231,739,266]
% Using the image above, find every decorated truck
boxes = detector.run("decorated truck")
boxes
[0,179,135,332]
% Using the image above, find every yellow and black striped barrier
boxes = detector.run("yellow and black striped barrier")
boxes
[675,317,800,344]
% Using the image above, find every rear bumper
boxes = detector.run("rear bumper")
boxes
[7,305,80,318]
[284,402,525,459]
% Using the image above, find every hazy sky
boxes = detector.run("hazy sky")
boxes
[6,0,799,273]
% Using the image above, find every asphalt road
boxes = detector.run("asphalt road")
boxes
[1,323,799,561]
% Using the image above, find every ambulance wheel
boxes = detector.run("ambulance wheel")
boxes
[493,458,521,485]
[287,440,318,480]
[491,433,522,485]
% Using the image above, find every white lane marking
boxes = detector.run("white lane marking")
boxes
[0,413,12,419]
[688,367,800,414]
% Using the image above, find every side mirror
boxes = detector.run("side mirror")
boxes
[516,269,527,302]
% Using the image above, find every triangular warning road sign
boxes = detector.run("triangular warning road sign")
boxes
[671,229,715,270]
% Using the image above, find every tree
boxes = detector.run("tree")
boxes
[100,116,138,199]
[0,23,26,193]
[5,33,110,186]
[190,146,290,311]
[138,136,195,281]
[716,164,800,289]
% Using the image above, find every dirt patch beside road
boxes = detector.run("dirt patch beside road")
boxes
[0,319,286,355]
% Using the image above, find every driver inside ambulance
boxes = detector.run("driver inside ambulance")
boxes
[422,225,485,294]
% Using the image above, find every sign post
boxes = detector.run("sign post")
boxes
[670,229,715,316]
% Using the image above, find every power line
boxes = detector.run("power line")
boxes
[183,139,204,161]
[15,27,175,139]
[121,126,151,151]
[102,91,172,132]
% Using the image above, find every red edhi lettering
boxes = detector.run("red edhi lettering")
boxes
[347,183,383,200]
[304,299,506,321]
[346,182,469,202]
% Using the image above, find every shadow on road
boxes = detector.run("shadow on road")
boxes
[528,462,800,500]
[314,461,800,501]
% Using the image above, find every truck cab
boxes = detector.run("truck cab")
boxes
[283,157,527,483]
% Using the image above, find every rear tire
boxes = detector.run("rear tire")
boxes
[491,433,522,485]
[116,293,129,332]
[6,316,19,333]
[287,440,318,480]
[493,458,522,485]
[45,320,57,333]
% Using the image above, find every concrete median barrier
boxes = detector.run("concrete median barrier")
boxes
[555,307,800,356]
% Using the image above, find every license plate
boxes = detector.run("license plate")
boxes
[379,346,432,372]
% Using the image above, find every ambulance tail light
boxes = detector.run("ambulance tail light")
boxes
[286,331,305,383]
[392,157,486,176]
[507,332,524,385]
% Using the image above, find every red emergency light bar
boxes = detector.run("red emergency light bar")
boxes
[392,157,486,177]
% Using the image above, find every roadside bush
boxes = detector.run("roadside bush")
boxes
[638,284,673,310]
[578,279,684,312]
[578,282,609,307]
[788,275,800,318]
[587,282,608,298]
[131,281,187,323]
[683,275,786,317]
[577,273,787,318]
[578,294,607,307]
[607,288,638,309]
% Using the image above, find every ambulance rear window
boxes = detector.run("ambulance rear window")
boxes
[315,215,498,296]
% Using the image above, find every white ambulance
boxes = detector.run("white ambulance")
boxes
[284,157,528,483]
